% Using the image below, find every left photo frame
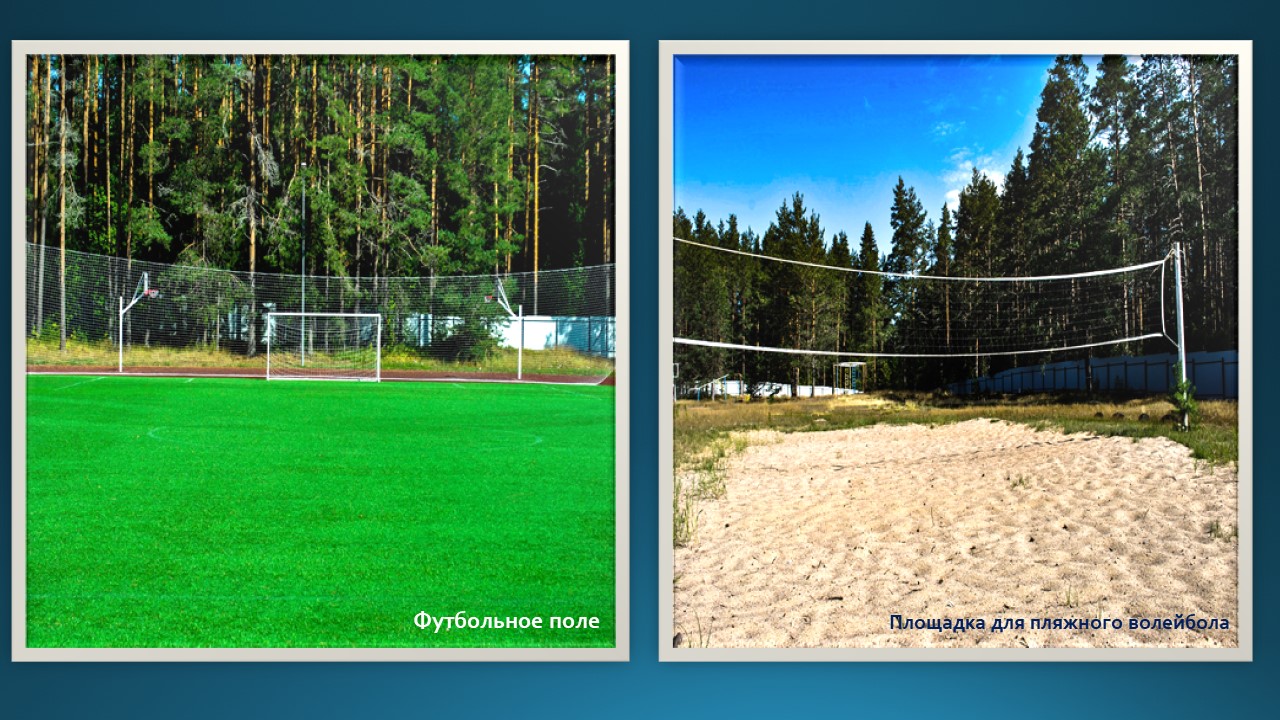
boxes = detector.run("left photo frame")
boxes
[11,40,629,661]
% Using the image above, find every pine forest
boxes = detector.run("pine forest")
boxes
[25,53,616,285]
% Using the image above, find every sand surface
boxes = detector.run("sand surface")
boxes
[673,419,1238,648]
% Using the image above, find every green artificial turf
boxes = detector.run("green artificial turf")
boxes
[25,374,615,648]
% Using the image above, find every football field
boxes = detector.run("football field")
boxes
[24,374,615,648]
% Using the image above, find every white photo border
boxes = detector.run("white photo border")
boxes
[659,39,1251,662]
[11,39,630,662]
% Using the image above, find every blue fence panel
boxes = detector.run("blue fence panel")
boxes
[948,350,1237,398]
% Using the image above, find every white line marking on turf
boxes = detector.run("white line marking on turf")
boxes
[541,384,610,401]
[146,426,196,447]
[28,369,611,386]
[52,376,107,391]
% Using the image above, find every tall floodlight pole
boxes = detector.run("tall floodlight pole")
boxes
[301,163,307,366]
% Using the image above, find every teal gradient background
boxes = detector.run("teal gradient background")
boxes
[3,1,1273,716]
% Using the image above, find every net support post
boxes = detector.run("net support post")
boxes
[118,296,124,373]
[376,315,382,382]
[518,304,524,381]
[1174,241,1189,427]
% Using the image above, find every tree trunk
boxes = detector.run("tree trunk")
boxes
[505,60,515,274]
[1185,59,1211,334]
[356,61,365,285]
[127,55,136,266]
[36,56,52,334]
[310,57,318,167]
[148,60,156,210]
[263,56,271,148]
[532,60,540,314]
[246,55,258,357]
[58,55,67,351]
[603,55,612,276]
[291,57,299,176]
[105,57,112,255]
[83,56,91,188]
[28,56,41,249]
[585,62,592,265]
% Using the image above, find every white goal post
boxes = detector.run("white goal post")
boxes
[266,312,382,382]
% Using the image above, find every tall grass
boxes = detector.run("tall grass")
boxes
[672,429,744,547]
[27,337,614,376]
[381,345,613,376]
[27,337,265,368]
[676,392,1236,464]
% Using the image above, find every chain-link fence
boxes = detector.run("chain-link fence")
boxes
[26,243,615,380]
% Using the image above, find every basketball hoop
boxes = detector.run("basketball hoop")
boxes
[119,272,158,372]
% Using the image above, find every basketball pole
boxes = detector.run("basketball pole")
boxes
[118,273,151,373]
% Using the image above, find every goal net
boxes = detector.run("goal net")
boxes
[266,313,382,381]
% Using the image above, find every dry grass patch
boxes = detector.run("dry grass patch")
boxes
[28,337,614,377]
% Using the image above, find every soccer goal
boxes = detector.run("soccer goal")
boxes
[266,312,382,381]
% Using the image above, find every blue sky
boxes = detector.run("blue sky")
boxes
[673,54,1059,253]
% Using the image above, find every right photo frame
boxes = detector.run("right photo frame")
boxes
[659,40,1252,661]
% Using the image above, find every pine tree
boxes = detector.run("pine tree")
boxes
[885,178,928,386]
[1090,55,1145,353]
[760,193,834,393]
[927,204,957,384]
[851,222,884,388]
[1027,56,1101,272]
[828,229,853,357]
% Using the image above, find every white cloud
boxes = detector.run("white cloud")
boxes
[946,147,973,167]
[940,145,1008,211]
[932,120,965,139]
